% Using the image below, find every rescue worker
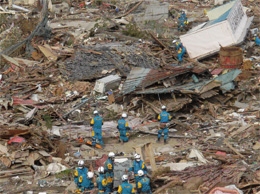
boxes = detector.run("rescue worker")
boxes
[157,105,172,144]
[178,10,188,31]
[117,113,131,143]
[96,166,107,194]
[172,40,186,63]
[90,110,104,147]
[117,174,135,194]
[85,171,95,191]
[74,160,88,193]
[253,34,260,46]
[128,153,147,189]
[137,170,152,194]
[104,152,115,193]
[158,105,171,124]
[158,124,169,144]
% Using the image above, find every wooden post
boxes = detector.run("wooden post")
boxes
[146,143,157,171]
[133,142,157,171]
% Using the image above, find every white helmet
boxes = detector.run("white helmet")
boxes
[93,110,98,114]
[98,166,104,173]
[122,113,127,118]
[87,171,94,178]
[161,105,166,110]
[138,170,144,176]
[78,160,84,167]
[134,153,141,159]
[108,152,115,158]
[122,174,128,181]
[172,40,177,44]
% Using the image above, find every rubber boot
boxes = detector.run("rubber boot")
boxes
[164,139,167,144]
[157,138,160,143]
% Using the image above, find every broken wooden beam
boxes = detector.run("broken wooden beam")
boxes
[223,139,245,159]
[115,0,143,19]
[149,31,168,49]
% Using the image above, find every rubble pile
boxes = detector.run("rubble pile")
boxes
[0,0,260,193]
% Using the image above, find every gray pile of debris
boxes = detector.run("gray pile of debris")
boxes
[0,0,260,193]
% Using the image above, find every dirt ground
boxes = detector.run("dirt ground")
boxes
[1,133,184,194]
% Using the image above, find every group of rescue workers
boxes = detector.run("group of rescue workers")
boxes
[73,105,173,193]
[90,105,172,148]
[90,111,132,148]
[74,152,151,194]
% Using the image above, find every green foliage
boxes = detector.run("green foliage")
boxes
[122,23,147,39]
[55,169,73,180]
[0,15,8,33]
[0,27,22,51]
[42,114,52,129]
[104,110,118,120]
[94,0,103,6]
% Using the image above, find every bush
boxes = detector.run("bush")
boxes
[122,23,147,39]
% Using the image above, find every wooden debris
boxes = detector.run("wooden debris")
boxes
[223,139,245,159]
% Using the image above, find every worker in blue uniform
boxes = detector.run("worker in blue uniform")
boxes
[74,160,88,193]
[158,124,169,144]
[178,10,188,31]
[85,171,95,191]
[90,110,104,147]
[157,105,172,144]
[117,113,131,143]
[137,170,152,194]
[253,34,260,46]
[172,40,186,63]
[117,174,135,194]
[158,105,171,124]
[128,154,147,189]
[96,166,107,194]
[104,152,115,193]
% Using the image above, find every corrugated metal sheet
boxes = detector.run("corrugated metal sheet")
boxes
[121,67,151,95]
[135,80,209,94]
[134,69,241,95]
[135,86,175,94]
[214,69,241,85]
[122,66,194,95]
[138,69,172,89]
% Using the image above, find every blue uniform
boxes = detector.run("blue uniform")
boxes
[158,110,171,123]
[104,158,114,192]
[255,36,260,46]
[158,126,169,141]
[128,160,147,188]
[96,174,107,194]
[137,177,152,194]
[178,12,188,31]
[117,118,131,142]
[85,177,94,190]
[74,167,88,192]
[177,46,186,63]
[90,115,104,146]
[174,42,186,63]
[117,181,135,194]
